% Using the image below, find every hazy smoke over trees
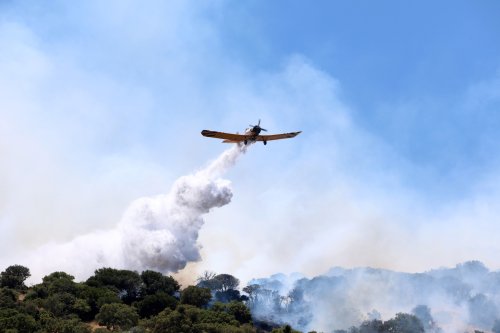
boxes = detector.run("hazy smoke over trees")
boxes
[245,261,500,333]
[10,145,248,282]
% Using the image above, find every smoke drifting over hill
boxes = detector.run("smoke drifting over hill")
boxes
[247,261,500,333]
[17,145,247,282]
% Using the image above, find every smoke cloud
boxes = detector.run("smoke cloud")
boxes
[245,261,500,333]
[12,145,247,283]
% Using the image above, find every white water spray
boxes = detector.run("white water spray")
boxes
[17,145,248,282]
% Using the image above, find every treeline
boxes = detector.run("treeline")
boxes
[3,264,498,333]
[0,264,258,332]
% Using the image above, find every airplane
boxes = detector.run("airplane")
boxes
[201,120,301,145]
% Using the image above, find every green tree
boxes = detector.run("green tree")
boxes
[0,288,17,308]
[21,299,40,319]
[0,308,38,333]
[152,307,196,333]
[38,309,91,333]
[226,301,252,324]
[0,265,30,290]
[151,304,246,333]
[42,271,78,295]
[26,283,49,300]
[72,298,92,321]
[43,292,77,317]
[77,284,122,320]
[96,303,139,330]
[87,268,142,304]
[140,270,180,296]
[181,286,212,308]
[135,292,178,318]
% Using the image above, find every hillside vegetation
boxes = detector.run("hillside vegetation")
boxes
[1,264,498,333]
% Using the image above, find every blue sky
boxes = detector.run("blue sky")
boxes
[215,1,500,190]
[1,1,500,282]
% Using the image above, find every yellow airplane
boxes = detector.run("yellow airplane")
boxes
[201,120,301,145]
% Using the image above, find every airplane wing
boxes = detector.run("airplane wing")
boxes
[255,131,302,141]
[201,130,252,142]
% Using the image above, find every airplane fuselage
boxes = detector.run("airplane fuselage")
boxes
[244,126,261,136]
[242,126,263,144]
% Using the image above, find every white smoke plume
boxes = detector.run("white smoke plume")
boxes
[246,261,500,333]
[14,145,248,283]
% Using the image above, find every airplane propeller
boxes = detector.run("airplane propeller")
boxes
[250,119,267,132]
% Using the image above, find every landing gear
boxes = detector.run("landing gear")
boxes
[244,140,248,145]
[263,141,267,145]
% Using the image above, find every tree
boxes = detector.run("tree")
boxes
[0,288,17,308]
[152,307,195,333]
[72,298,92,321]
[43,292,77,317]
[0,308,38,333]
[213,274,240,292]
[382,313,424,333]
[77,284,122,320]
[181,286,212,308]
[140,270,180,296]
[243,284,260,305]
[150,303,255,333]
[226,301,252,324]
[135,292,178,318]
[412,305,440,332]
[20,299,39,320]
[96,303,139,330]
[37,310,91,333]
[215,289,242,303]
[358,319,383,333]
[197,271,217,284]
[199,273,241,304]
[196,271,218,290]
[42,271,78,295]
[198,273,240,293]
[43,271,75,283]
[44,317,91,333]
[0,265,30,290]
[86,268,142,304]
